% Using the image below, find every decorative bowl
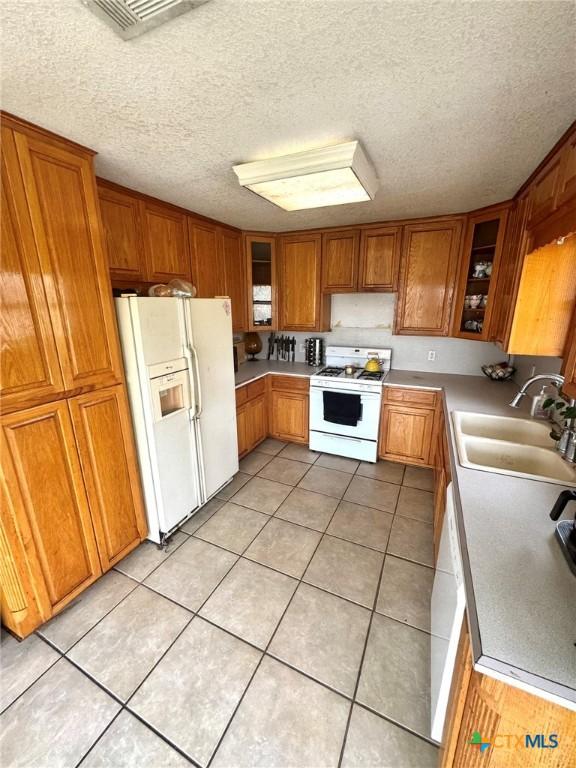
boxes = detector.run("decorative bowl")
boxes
[481,362,516,381]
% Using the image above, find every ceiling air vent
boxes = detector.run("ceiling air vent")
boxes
[82,0,210,40]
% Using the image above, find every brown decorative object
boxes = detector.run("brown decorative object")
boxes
[244,332,262,361]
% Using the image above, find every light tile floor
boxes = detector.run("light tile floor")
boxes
[0,448,438,768]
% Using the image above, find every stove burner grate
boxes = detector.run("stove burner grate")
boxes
[357,370,385,381]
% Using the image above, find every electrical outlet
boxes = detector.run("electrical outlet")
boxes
[428,351,436,361]
[300,344,306,353]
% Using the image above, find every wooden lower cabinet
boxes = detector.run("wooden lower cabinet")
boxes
[236,381,267,457]
[68,386,147,570]
[433,407,451,561]
[236,402,249,457]
[442,619,576,767]
[236,375,309,455]
[379,387,438,466]
[0,400,103,637]
[269,376,309,444]
[246,396,267,451]
[0,390,147,639]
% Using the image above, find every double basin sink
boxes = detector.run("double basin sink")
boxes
[452,411,576,486]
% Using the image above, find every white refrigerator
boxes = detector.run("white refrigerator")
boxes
[115,296,238,544]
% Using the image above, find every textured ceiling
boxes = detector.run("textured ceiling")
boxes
[1,0,575,231]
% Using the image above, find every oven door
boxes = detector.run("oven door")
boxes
[309,385,381,440]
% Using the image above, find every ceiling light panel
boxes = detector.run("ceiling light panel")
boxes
[233,141,378,211]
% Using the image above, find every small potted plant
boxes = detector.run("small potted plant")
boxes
[543,396,576,461]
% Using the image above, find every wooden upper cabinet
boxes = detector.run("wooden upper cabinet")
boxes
[557,128,576,208]
[507,234,576,357]
[321,230,359,292]
[452,207,509,342]
[359,226,402,291]
[9,122,123,392]
[1,130,65,412]
[245,234,278,331]
[395,220,463,336]
[69,385,147,571]
[279,233,330,331]
[488,195,530,347]
[221,227,247,332]
[561,303,576,400]
[188,218,225,298]
[97,183,144,281]
[1,400,102,619]
[142,202,190,283]
[526,153,563,228]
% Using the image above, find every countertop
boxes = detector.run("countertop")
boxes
[234,360,322,386]
[235,360,576,708]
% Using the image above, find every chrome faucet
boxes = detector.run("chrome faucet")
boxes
[510,373,576,464]
[509,373,565,408]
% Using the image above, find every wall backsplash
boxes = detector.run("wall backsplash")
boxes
[244,293,507,376]
[512,354,562,384]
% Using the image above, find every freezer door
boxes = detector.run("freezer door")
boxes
[151,409,202,533]
[129,297,186,366]
[184,299,239,499]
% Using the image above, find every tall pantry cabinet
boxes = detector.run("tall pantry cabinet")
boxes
[0,114,147,639]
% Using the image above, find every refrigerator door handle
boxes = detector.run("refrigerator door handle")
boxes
[189,344,203,417]
[181,343,197,418]
[182,298,203,418]
[194,418,207,502]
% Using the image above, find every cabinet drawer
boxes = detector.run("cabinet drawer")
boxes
[235,386,248,407]
[270,375,310,392]
[247,378,266,400]
[384,387,438,407]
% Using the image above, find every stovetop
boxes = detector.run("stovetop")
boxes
[315,365,387,382]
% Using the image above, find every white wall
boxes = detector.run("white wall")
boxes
[249,293,506,376]
[512,354,562,383]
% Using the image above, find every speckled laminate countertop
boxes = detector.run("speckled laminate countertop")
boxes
[234,360,323,386]
[235,361,576,708]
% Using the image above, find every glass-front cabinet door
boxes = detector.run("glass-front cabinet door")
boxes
[452,206,510,341]
[244,234,277,331]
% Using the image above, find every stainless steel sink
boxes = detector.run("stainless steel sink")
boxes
[452,412,576,486]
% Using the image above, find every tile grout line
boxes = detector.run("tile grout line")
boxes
[0,641,64,717]
[336,470,402,768]
[37,575,142,658]
[191,464,434,619]
[42,512,245,767]
[204,477,350,768]
[5,453,433,767]
[353,700,440,749]
[114,494,309,765]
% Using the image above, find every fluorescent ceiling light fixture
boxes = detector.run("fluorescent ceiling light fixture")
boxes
[233,141,378,211]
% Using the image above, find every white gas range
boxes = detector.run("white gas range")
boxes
[309,346,391,462]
